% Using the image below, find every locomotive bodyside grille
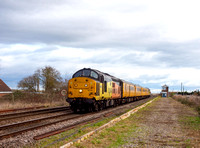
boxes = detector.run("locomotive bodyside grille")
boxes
[96,82,100,96]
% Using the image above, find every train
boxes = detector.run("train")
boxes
[66,68,151,112]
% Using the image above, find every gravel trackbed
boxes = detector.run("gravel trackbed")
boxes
[79,97,200,148]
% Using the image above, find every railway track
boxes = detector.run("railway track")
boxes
[0,106,70,121]
[0,107,112,140]
[34,113,112,140]
[0,106,46,113]
[0,112,73,130]
[0,106,72,140]
[0,112,79,140]
[0,96,156,145]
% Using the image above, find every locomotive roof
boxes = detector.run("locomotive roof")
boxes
[78,68,147,89]
[82,68,122,82]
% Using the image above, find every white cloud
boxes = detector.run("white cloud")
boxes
[1,0,200,92]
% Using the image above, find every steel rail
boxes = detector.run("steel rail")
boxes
[0,114,84,140]
[0,106,45,113]
[0,106,70,121]
[33,116,102,140]
[34,111,114,140]
[0,112,73,130]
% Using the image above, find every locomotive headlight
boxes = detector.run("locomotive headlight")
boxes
[79,89,83,93]
[85,84,88,87]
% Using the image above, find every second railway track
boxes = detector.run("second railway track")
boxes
[0,112,81,140]
[0,105,113,140]
[0,106,70,121]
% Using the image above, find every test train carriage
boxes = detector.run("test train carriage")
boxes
[66,68,151,112]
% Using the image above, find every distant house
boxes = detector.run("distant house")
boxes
[0,79,12,97]
[161,84,169,97]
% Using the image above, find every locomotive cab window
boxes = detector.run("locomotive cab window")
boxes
[73,69,99,80]
[83,69,90,77]
[73,71,82,77]
[91,71,98,79]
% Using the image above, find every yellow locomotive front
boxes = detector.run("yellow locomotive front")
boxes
[67,68,116,112]
[68,77,96,99]
[67,68,103,112]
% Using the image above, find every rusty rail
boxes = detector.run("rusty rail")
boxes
[0,112,73,130]
[33,116,101,140]
[0,106,46,113]
[0,114,81,140]
[33,111,114,140]
[0,106,70,121]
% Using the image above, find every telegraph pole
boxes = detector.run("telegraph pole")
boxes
[181,82,182,95]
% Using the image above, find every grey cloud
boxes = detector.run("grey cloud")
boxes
[0,1,160,48]
[135,74,169,82]
[1,1,200,90]
[79,38,200,69]
[151,40,200,68]
[0,0,76,12]
[0,16,108,45]
[0,1,99,44]
[128,75,170,90]
[0,46,58,56]
[33,47,58,53]
[117,53,157,67]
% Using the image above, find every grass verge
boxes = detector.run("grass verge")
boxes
[75,98,160,148]
[180,116,200,130]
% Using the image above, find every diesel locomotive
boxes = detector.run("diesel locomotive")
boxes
[66,68,151,112]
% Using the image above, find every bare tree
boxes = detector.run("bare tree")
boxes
[18,66,62,94]
[58,79,68,91]
[18,75,37,92]
[40,66,62,93]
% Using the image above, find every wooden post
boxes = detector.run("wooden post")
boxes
[12,93,14,104]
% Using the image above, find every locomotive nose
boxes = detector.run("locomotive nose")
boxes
[68,77,96,99]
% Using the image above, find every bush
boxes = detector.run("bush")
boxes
[196,107,200,115]
[172,95,200,116]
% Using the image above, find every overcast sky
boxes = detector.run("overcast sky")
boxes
[0,0,200,93]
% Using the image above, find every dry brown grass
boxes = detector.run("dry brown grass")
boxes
[0,100,68,110]
[172,95,200,115]
[0,91,68,110]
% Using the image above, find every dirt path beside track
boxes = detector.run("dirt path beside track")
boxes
[78,97,200,147]
[122,97,200,147]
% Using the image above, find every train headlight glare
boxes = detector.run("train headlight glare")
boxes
[79,89,83,93]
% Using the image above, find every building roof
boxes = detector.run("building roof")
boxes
[162,84,168,87]
[0,79,12,92]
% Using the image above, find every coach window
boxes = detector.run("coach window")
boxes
[112,83,115,87]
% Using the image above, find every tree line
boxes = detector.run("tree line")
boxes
[177,90,200,96]
[18,66,67,93]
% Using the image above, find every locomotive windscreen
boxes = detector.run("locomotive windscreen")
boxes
[73,69,99,79]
